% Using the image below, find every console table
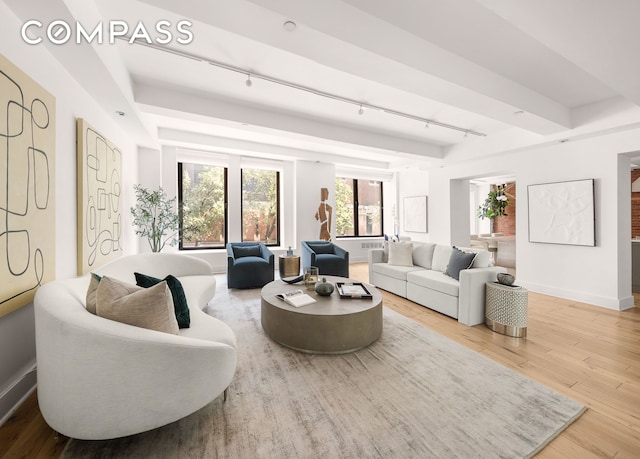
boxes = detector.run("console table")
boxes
[485,282,528,338]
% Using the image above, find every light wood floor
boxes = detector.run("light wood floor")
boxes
[2,263,639,458]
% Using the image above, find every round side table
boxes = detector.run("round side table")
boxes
[485,282,528,338]
[279,255,300,278]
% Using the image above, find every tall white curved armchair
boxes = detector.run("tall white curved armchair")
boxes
[34,254,236,440]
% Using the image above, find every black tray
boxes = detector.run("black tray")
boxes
[336,282,373,299]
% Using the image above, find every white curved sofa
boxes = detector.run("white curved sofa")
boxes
[34,253,237,440]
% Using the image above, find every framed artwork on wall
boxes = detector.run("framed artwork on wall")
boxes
[77,118,123,275]
[527,179,595,246]
[0,53,56,318]
[404,196,428,233]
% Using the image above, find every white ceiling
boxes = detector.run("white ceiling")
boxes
[6,0,640,169]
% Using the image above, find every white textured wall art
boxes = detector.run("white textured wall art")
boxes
[404,196,428,233]
[527,179,595,246]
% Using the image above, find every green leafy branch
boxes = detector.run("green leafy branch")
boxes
[130,185,179,252]
[477,189,509,220]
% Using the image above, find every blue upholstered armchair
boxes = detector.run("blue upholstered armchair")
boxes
[301,241,349,278]
[227,242,275,289]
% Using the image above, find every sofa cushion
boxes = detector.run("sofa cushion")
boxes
[431,245,453,272]
[412,242,436,269]
[388,242,413,266]
[96,276,179,335]
[233,245,261,258]
[315,253,345,274]
[372,262,423,281]
[135,272,191,329]
[445,247,477,280]
[307,243,334,254]
[234,256,269,266]
[407,270,460,297]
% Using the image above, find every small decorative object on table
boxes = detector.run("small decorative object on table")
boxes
[304,266,319,291]
[497,273,515,286]
[314,277,334,296]
[336,282,373,299]
[286,246,294,257]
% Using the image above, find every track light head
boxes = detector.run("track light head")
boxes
[245,74,252,87]
[358,105,364,115]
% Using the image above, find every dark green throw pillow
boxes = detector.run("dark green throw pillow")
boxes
[444,247,477,281]
[134,273,190,328]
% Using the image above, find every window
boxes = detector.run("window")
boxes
[241,168,280,245]
[178,162,227,249]
[335,177,383,237]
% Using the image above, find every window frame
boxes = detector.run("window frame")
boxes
[240,167,281,247]
[177,162,229,250]
[336,177,384,238]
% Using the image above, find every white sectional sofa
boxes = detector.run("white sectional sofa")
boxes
[368,242,506,326]
[34,253,237,440]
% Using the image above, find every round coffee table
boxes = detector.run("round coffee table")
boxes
[261,276,383,354]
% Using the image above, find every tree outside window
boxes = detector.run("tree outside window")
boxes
[179,163,227,249]
[241,168,280,245]
[335,177,383,237]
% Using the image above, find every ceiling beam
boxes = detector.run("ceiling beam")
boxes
[144,0,572,134]
[158,128,391,170]
[135,82,444,159]
[476,0,640,108]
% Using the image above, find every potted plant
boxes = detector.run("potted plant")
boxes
[130,185,179,252]
[477,187,509,220]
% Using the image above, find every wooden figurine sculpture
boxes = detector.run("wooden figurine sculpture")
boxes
[315,187,333,241]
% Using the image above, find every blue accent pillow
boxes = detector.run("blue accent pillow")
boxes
[444,247,477,281]
[308,243,334,254]
[233,245,261,258]
[134,273,190,328]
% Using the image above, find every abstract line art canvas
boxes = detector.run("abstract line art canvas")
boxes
[77,118,122,275]
[0,53,56,318]
[527,179,595,246]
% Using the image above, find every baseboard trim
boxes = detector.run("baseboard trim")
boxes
[0,365,37,427]
[520,281,632,311]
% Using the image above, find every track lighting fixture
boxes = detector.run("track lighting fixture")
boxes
[120,37,487,137]
[425,122,429,128]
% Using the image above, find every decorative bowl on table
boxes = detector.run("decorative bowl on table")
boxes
[497,273,515,286]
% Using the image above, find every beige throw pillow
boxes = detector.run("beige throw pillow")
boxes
[85,273,101,314]
[388,242,414,267]
[95,276,179,335]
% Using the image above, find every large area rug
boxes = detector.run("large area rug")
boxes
[62,283,585,458]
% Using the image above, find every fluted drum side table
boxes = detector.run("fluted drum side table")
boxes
[485,282,528,338]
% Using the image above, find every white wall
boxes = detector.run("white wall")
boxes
[295,160,336,246]
[396,169,430,242]
[426,128,640,311]
[0,3,138,424]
